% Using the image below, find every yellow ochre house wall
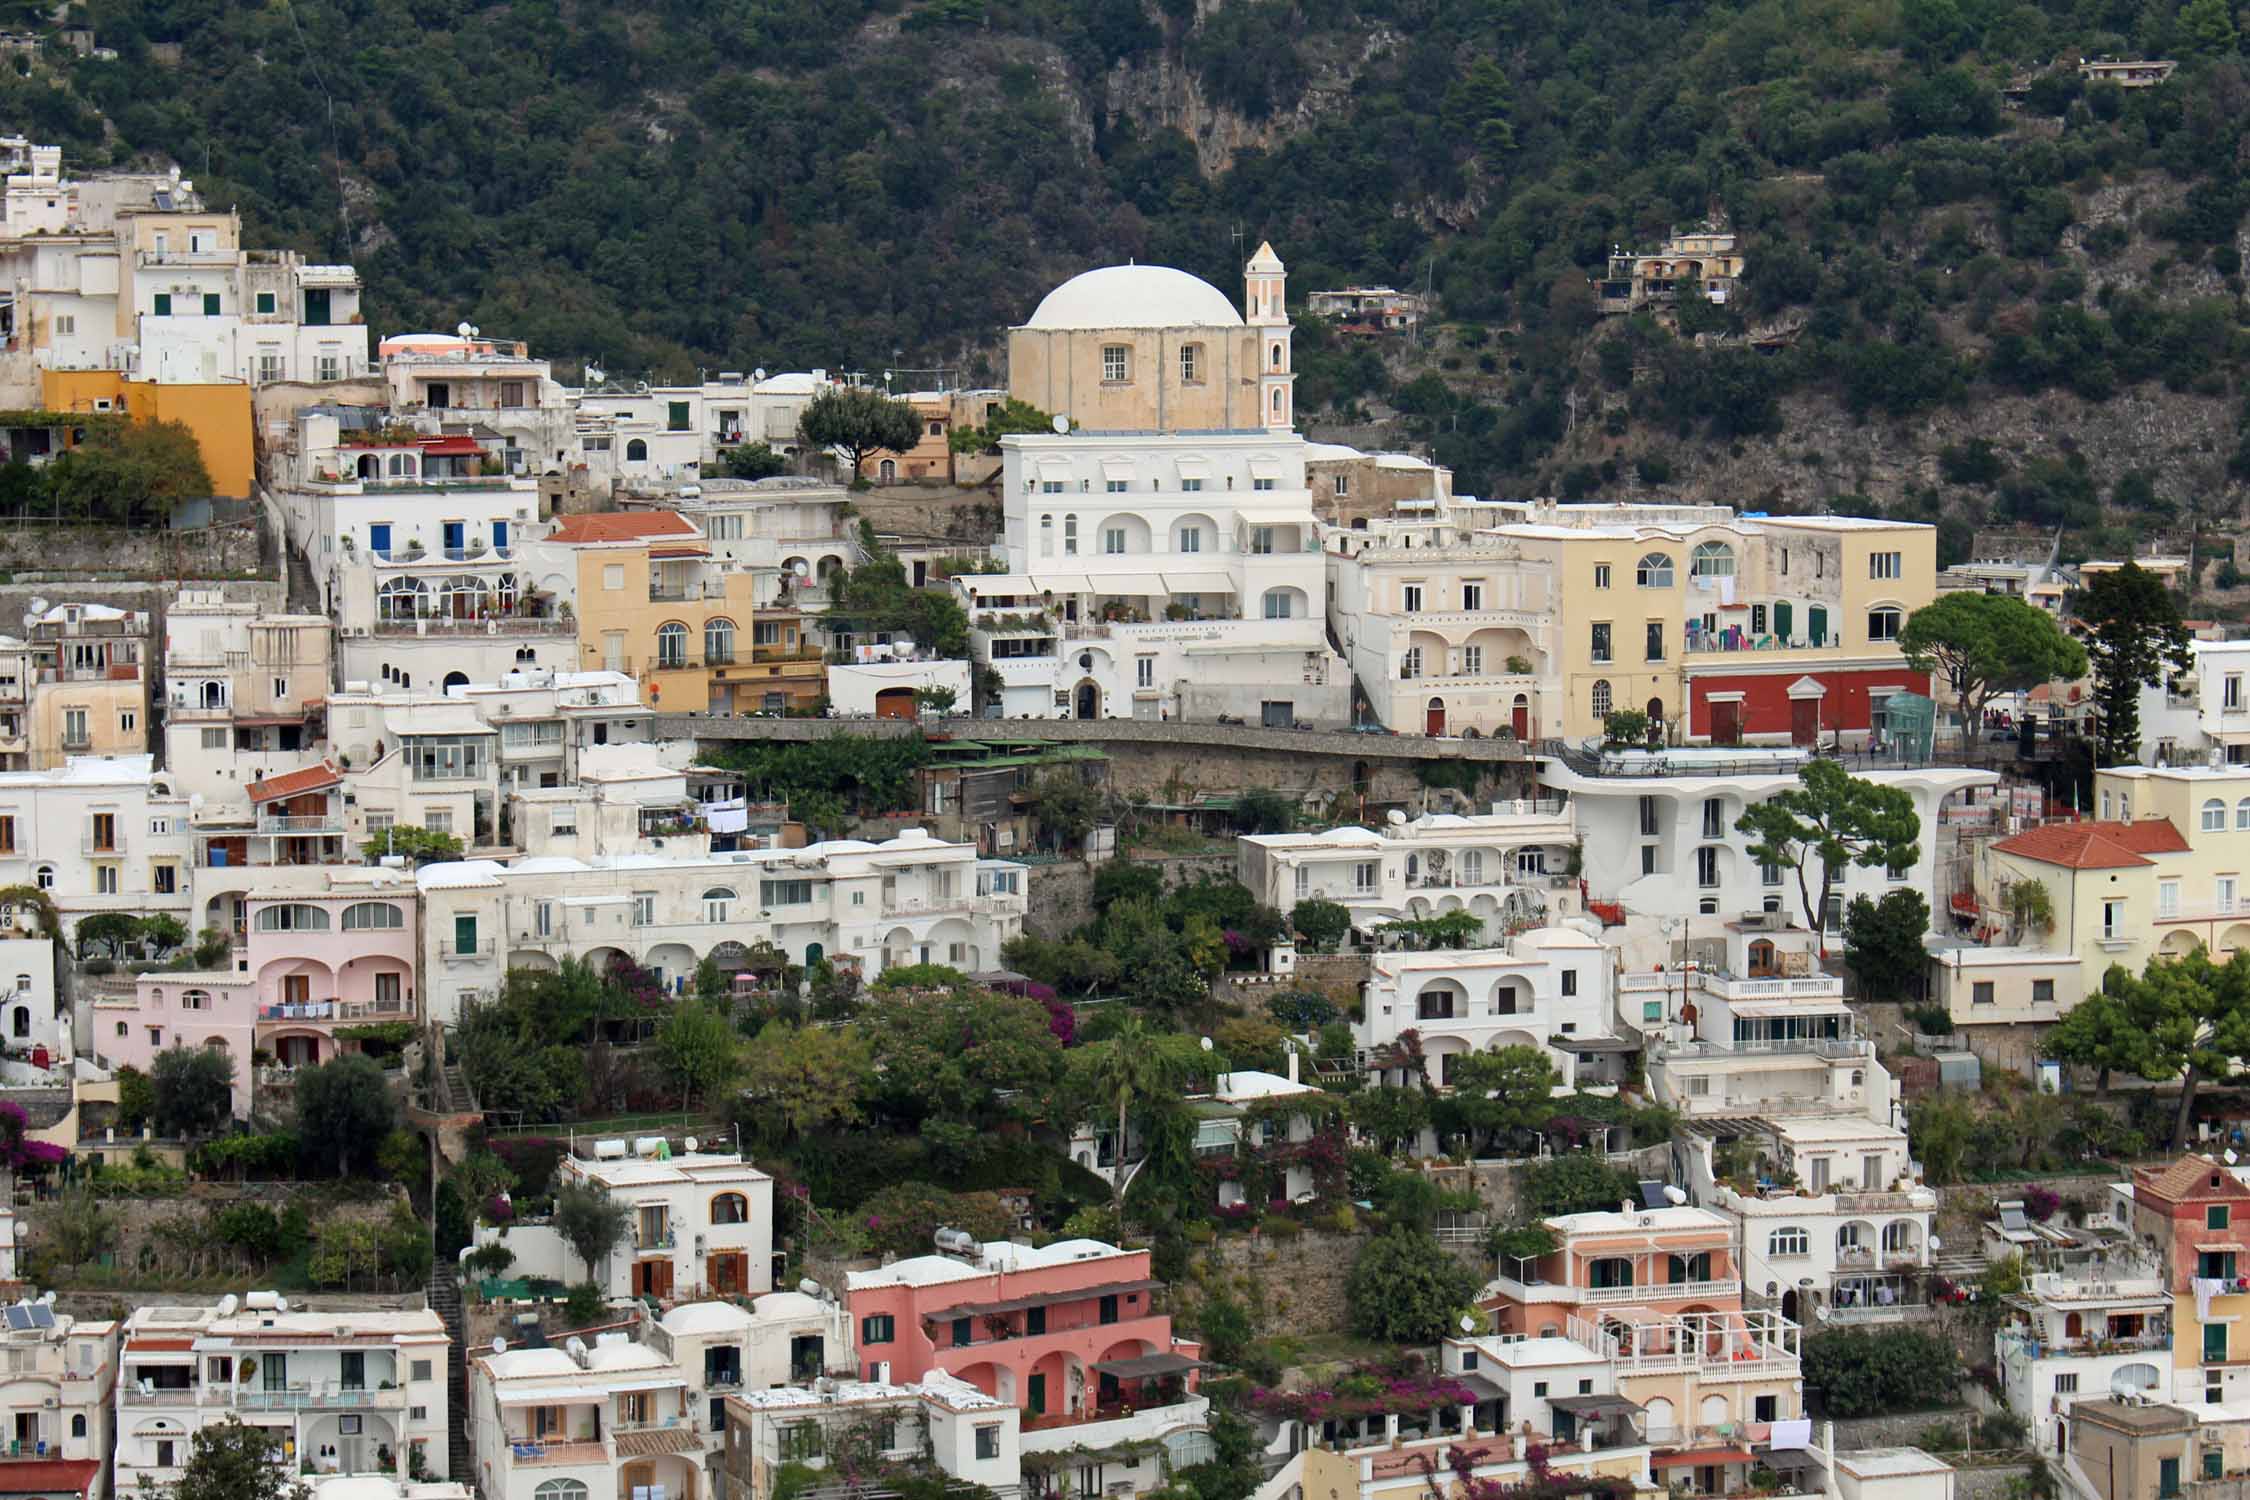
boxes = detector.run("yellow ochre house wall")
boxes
[40,369,255,498]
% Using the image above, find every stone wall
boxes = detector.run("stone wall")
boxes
[850,485,1002,545]
[0,521,270,583]
[1420,1145,1673,1223]
[54,1287,427,1320]
[26,1184,412,1290]
[1188,1226,1365,1337]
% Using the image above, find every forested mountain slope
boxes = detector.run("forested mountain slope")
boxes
[27,0,2250,552]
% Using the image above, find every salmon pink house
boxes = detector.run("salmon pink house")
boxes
[846,1238,1212,1494]
[91,876,419,1116]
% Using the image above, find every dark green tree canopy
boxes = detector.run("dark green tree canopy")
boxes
[2077,561,2194,766]
[1736,759,1921,939]
[1897,592,2087,751]
[799,387,921,485]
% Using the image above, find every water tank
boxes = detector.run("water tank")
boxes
[244,1292,280,1311]
[633,1136,665,1158]
[593,1139,628,1160]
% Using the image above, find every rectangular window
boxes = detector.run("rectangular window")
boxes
[1181,478,1202,493]
[255,291,276,315]
[1593,564,1611,589]
[667,401,691,432]
[975,1425,1001,1461]
[53,314,73,336]
[96,865,116,895]
[152,293,171,316]
[1252,478,1276,491]
[1136,657,1154,688]
[2201,1250,2238,1280]
[0,816,14,854]
[2210,1322,2231,1364]
[1402,584,1423,612]
[153,865,176,894]
[2033,978,2055,1006]
[760,879,814,906]
[2213,1206,2233,1231]
[423,810,453,833]
[1104,528,1126,553]
[1251,526,1275,555]
[603,563,626,591]
[1179,527,1202,552]
[2162,879,2182,919]
[1561,971,1577,997]
[2054,1373,2079,1395]
[1645,622,1664,662]
[1332,473,1348,496]
[1353,861,1377,893]
[62,708,87,747]
[1590,623,1611,663]
[1638,795,1659,837]
[1462,582,1483,611]
[632,892,655,926]
[1102,346,1128,382]
[1871,551,1902,579]
[1180,345,1199,382]
[203,292,221,316]
[1973,981,1995,1006]
[1695,847,1718,888]
[1462,645,1482,675]
[1702,797,1723,839]
[1064,515,1077,555]
[2103,898,2126,941]
[860,1314,894,1344]
[1098,1294,1119,1325]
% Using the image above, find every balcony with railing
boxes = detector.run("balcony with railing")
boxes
[749,643,827,664]
[79,835,124,857]
[370,614,574,637]
[440,938,496,961]
[1582,1277,1742,1306]
[235,1384,407,1412]
[259,813,345,836]
[258,997,412,1024]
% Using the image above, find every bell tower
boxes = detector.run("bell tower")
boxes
[1244,240,1294,432]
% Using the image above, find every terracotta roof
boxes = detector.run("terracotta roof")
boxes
[548,512,701,545]
[612,1428,700,1458]
[247,762,343,803]
[0,1459,101,1497]
[1990,818,2189,869]
[2138,1154,2233,1204]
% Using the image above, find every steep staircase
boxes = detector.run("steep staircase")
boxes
[426,1266,473,1487]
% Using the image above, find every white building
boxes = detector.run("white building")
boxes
[0,1296,117,1487]
[1357,931,1624,1089]
[469,1141,774,1304]
[1435,1333,1635,1451]
[633,476,856,612]
[1541,753,1995,955]
[115,1295,452,1491]
[649,1292,854,1415]
[2135,638,2250,767]
[1637,918,1896,1127]
[0,756,193,944]
[720,1375,1020,1500]
[467,1335,700,1500]
[1235,801,1582,945]
[826,660,971,718]
[328,673,654,803]
[1998,1263,2171,1455]
[412,829,1027,1023]
[161,593,331,813]
[507,745,710,863]
[0,937,61,1063]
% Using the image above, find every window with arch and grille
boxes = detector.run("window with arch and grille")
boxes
[655,622,689,669]
[711,1192,749,1225]
[341,902,404,931]
[2236,797,2250,830]
[255,904,331,932]
[535,1482,590,1500]
[1690,541,1736,578]
[625,439,648,462]
[1591,680,1613,716]
[706,618,736,665]
[1769,1226,1808,1257]
[1866,607,1903,642]
[704,887,736,924]
[2206,798,2228,832]
[1635,553,1675,588]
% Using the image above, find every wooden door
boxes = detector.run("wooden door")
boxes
[1424,698,1445,736]
[1510,695,1529,739]
[1713,699,1741,746]
[1791,698,1818,747]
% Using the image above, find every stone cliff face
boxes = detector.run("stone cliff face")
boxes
[1101,30,1388,176]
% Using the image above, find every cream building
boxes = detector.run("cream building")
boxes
[0,1296,117,1489]
[1327,501,1938,743]
[962,247,1345,723]
[162,593,332,812]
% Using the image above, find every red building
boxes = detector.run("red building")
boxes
[1685,665,1930,746]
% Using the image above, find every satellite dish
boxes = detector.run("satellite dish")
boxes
[1459,1314,1476,1334]
[273,1297,287,1313]
[892,635,914,655]
[754,368,767,381]
[1051,413,1070,434]
[1199,1037,1214,1052]
[792,561,810,578]
[684,1137,699,1153]
[456,321,474,339]
[1929,1235,1942,1251]
[492,1338,507,1355]
[217,1295,238,1317]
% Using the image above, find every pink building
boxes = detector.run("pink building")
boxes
[94,970,258,1117]
[844,1238,1202,1428]
[91,883,419,1116]
[244,889,418,1071]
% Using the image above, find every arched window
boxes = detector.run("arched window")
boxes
[341,902,404,931]
[655,622,689,669]
[625,439,648,463]
[70,1415,84,1438]
[1836,1223,1863,1250]
[703,887,736,924]
[535,1482,590,1500]
[180,991,209,1012]
[1270,388,1283,415]
[1591,680,1613,716]
[705,618,736,665]
[2206,798,2228,832]
[254,904,331,932]
[711,1192,749,1225]
[1769,1226,1808,1257]
[1866,607,1903,642]
[1690,542,1736,578]
[34,865,52,891]
[2236,797,2250,830]
[1262,589,1295,620]
[1635,553,1675,588]
[1882,1220,1916,1255]
[1270,342,1283,370]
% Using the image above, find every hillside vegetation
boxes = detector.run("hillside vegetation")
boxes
[30,0,2250,556]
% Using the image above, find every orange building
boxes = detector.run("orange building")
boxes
[41,368,254,497]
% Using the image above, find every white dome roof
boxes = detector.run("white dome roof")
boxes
[1024,266,1244,332]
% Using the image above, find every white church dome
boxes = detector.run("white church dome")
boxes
[1023,265,1245,331]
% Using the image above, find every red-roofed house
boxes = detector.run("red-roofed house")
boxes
[525,513,764,715]
[1973,816,2188,987]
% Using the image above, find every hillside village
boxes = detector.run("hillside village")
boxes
[0,109,2243,1500]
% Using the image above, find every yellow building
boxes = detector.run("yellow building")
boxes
[1484,503,1937,744]
[2094,765,2250,961]
[18,600,151,770]
[536,511,761,715]
[40,369,254,498]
